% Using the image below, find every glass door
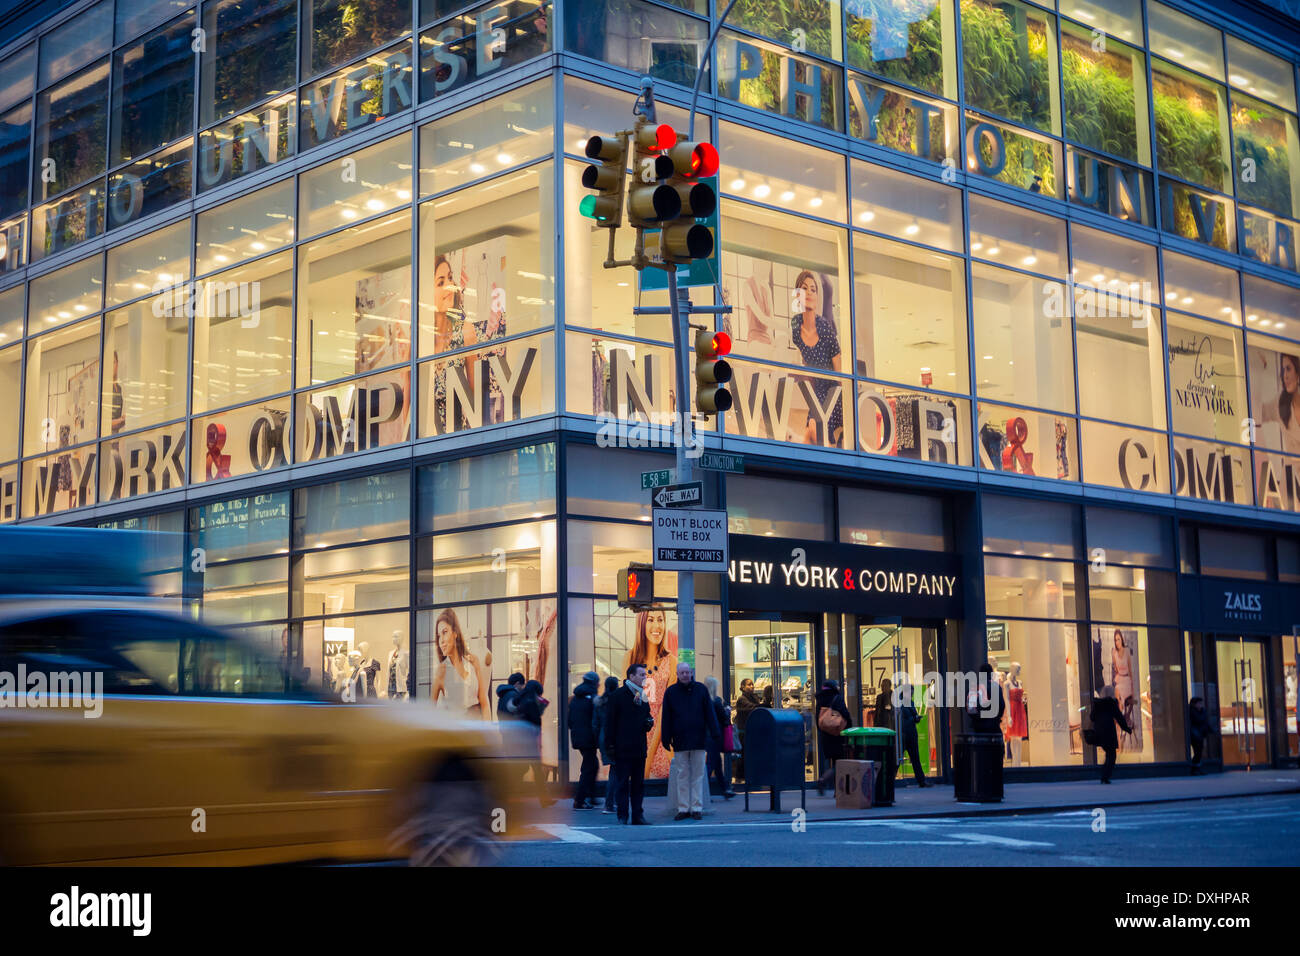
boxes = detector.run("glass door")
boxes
[858,623,942,779]
[1215,637,1269,768]
[730,616,817,780]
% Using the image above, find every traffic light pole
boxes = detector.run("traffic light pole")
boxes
[667,266,696,660]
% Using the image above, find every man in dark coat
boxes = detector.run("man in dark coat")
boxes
[898,683,929,787]
[733,678,761,781]
[1188,696,1212,775]
[516,680,553,806]
[814,678,852,794]
[568,671,600,809]
[660,663,720,820]
[1091,684,1131,784]
[496,672,526,720]
[605,664,652,825]
[968,663,1006,734]
[593,675,620,811]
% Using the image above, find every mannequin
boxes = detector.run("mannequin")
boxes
[331,651,349,697]
[387,631,409,701]
[343,651,364,702]
[1005,661,1028,767]
[357,641,380,699]
[987,655,1008,753]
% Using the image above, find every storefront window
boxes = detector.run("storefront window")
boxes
[960,0,1060,136]
[191,491,290,562]
[418,519,555,604]
[38,1,111,87]
[730,0,841,60]
[1247,332,1300,455]
[1152,59,1230,194]
[299,39,415,150]
[294,471,410,548]
[1263,443,1300,510]
[0,345,21,462]
[191,397,292,482]
[202,555,288,623]
[978,403,1077,481]
[103,298,188,433]
[1147,2,1224,83]
[190,251,294,413]
[31,180,107,260]
[34,59,109,203]
[100,419,187,501]
[1244,273,1300,337]
[1090,625,1186,764]
[854,233,967,391]
[852,160,962,252]
[419,78,551,197]
[24,446,98,516]
[966,111,1062,196]
[1231,92,1300,220]
[857,381,971,464]
[110,12,194,167]
[1162,249,1240,323]
[969,194,1066,274]
[297,207,411,387]
[972,262,1075,414]
[421,443,556,531]
[1173,434,1253,505]
[1075,304,1166,431]
[1227,36,1296,113]
[565,0,703,88]
[728,475,833,541]
[0,284,20,344]
[116,0,192,43]
[297,368,413,461]
[306,611,409,700]
[420,0,551,100]
[24,317,100,460]
[1085,505,1175,567]
[303,0,413,79]
[418,162,554,357]
[200,0,297,126]
[1166,313,1246,443]
[106,136,190,231]
[838,486,949,550]
[106,220,190,307]
[0,104,31,220]
[1080,419,1171,493]
[983,493,1080,556]
[27,255,103,334]
[565,444,671,522]
[197,93,296,192]
[417,330,556,436]
[565,332,677,422]
[566,520,678,599]
[717,29,843,131]
[720,122,846,222]
[295,540,409,616]
[984,555,1078,617]
[1089,566,1178,625]
[195,178,295,276]
[984,618,1082,766]
[846,0,956,99]
[1061,20,1149,166]
[728,357,853,449]
[0,45,35,113]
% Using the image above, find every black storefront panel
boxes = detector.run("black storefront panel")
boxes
[1179,575,1300,634]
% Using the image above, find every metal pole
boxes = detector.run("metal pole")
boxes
[688,0,741,141]
[668,265,694,657]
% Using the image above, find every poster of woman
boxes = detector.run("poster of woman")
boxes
[1092,626,1142,753]
[621,608,679,779]
[431,237,509,428]
[1247,342,1300,453]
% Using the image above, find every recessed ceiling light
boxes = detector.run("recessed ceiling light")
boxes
[1022,254,1037,266]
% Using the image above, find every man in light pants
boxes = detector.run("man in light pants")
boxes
[660,663,720,820]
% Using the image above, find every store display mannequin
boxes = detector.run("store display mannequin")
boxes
[331,651,349,697]
[343,651,364,701]
[1005,661,1028,767]
[357,641,380,698]
[387,631,409,701]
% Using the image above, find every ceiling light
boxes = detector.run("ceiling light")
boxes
[859,210,876,223]
[1181,295,1194,305]
[1259,319,1272,327]
[250,241,266,250]
[730,178,746,190]
[971,239,983,251]
[470,162,486,174]
[497,153,513,165]
[904,218,920,236]
[1092,273,1105,283]
[809,196,823,208]
[753,183,771,199]
[1022,254,1037,266]
[987,245,1000,256]
[340,208,357,219]
[397,190,411,201]
[780,190,795,201]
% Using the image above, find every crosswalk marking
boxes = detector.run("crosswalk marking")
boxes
[532,824,606,843]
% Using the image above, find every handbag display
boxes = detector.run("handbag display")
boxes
[817,706,847,735]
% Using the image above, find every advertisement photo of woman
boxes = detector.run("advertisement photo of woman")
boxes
[621,608,678,779]
[791,269,845,447]
[1266,351,1300,453]
[430,608,492,718]
[1093,626,1142,754]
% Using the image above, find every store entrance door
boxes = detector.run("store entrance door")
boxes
[1215,637,1269,768]
[856,622,945,780]
[730,615,819,781]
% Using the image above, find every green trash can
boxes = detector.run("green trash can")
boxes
[842,727,896,806]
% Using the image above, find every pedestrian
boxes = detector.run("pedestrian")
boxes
[761,685,774,708]
[734,677,761,781]
[593,674,620,812]
[1188,696,1212,775]
[606,664,653,825]
[968,662,1006,734]
[568,671,600,809]
[898,682,929,787]
[1090,684,1131,784]
[660,663,720,820]
[814,678,852,794]
[874,677,895,728]
[496,672,526,720]
[703,675,736,799]
[516,679,554,806]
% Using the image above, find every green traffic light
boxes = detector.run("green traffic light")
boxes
[579,194,605,221]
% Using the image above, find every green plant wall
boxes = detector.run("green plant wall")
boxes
[846,1,946,96]
[960,0,1053,134]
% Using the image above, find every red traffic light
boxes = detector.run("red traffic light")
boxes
[712,331,732,356]
[653,124,676,150]
[688,142,719,178]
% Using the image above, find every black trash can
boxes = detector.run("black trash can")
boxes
[843,727,896,807]
[953,733,1004,802]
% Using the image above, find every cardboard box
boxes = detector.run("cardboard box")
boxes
[835,759,876,809]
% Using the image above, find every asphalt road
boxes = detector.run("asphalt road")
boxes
[494,794,1300,867]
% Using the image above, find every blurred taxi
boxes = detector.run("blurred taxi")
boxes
[0,599,533,866]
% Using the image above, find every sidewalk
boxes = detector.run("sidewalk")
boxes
[540,768,1300,826]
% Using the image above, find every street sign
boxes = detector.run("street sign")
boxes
[641,469,673,489]
[652,508,728,571]
[651,481,702,508]
[699,451,744,473]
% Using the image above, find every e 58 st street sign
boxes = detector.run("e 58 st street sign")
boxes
[652,508,728,571]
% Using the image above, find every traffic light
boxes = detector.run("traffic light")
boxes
[617,562,655,608]
[626,121,679,228]
[694,329,733,414]
[580,132,628,227]
[660,137,719,265]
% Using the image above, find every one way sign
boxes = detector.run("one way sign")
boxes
[650,481,703,508]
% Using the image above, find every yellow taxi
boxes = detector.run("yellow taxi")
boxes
[0,600,532,866]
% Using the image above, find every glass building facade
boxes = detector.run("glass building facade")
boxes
[1,0,1298,782]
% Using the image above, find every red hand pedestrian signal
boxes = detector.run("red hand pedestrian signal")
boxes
[627,571,641,598]
[617,564,654,608]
